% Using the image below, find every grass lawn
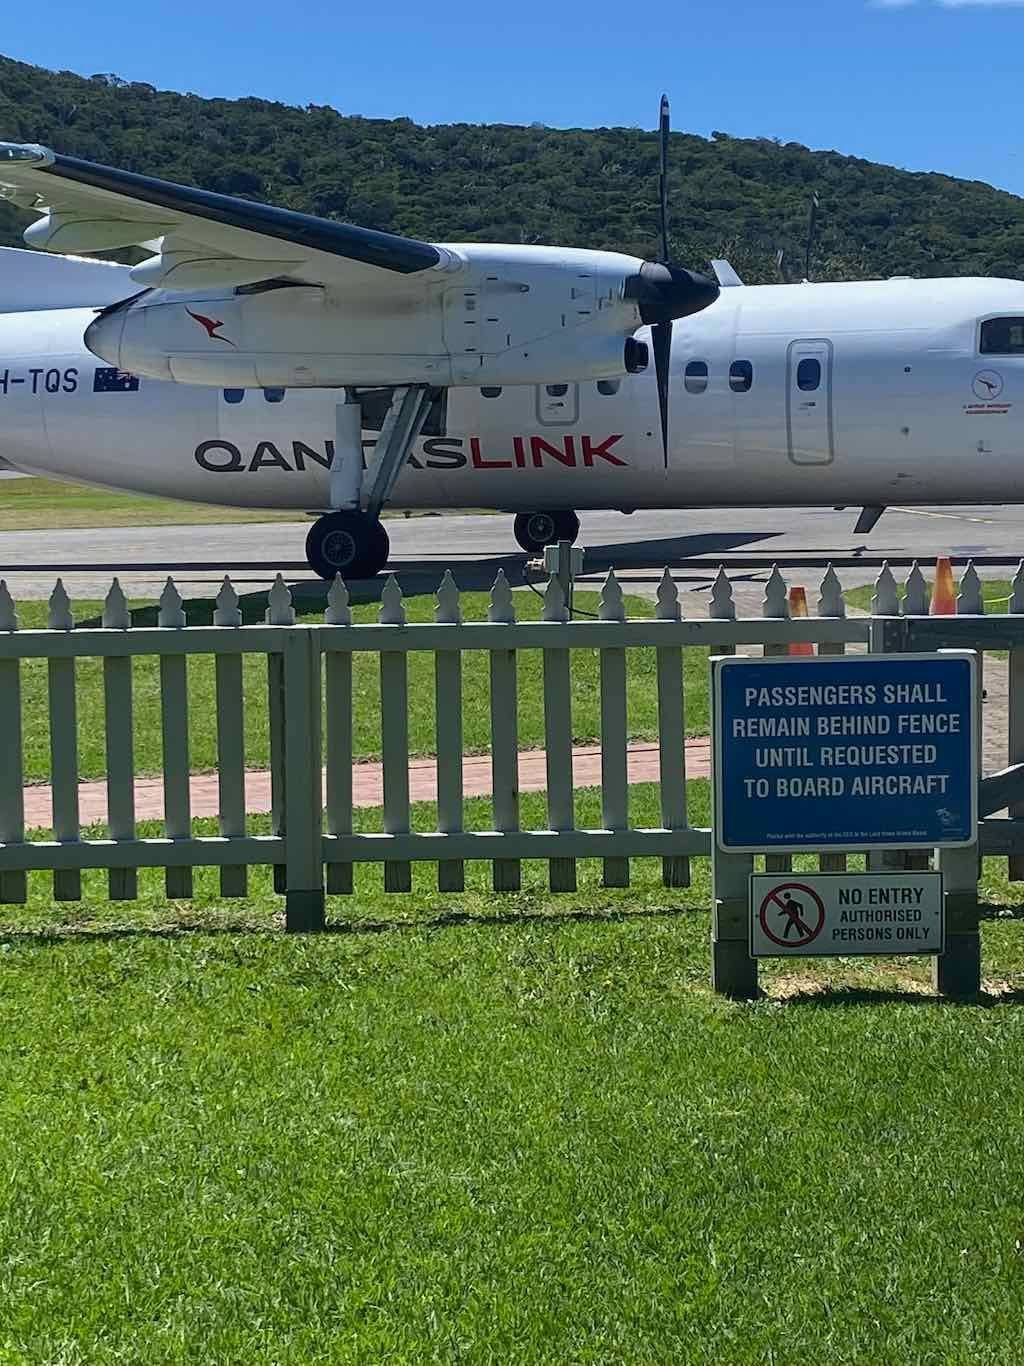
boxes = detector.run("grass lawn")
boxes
[0,476,304,530]
[4,781,1024,1360]
[0,476,481,531]
[16,590,711,783]
[846,577,1015,614]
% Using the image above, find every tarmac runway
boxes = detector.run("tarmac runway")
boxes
[1,503,1022,610]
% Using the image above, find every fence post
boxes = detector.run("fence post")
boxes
[762,568,792,878]
[1008,562,1024,881]
[709,656,758,999]
[283,624,325,932]
[935,644,982,998]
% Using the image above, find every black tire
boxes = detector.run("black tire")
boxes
[513,510,580,554]
[306,512,390,580]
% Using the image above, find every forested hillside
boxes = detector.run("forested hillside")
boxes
[2,53,1023,283]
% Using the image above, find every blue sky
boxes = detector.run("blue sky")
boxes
[4,0,1024,194]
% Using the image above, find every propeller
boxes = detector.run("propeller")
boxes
[624,96,719,468]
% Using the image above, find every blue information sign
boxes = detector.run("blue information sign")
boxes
[714,653,977,852]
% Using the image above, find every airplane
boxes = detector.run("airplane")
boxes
[0,102,721,577]
[2,129,1024,578]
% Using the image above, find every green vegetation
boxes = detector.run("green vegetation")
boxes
[3,782,1024,1360]
[0,477,473,530]
[16,589,709,782]
[0,475,304,530]
[1,54,1023,282]
[846,577,1015,613]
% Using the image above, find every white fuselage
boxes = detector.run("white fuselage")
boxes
[4,275,1024,510]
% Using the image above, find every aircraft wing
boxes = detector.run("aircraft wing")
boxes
[0,142,446,292]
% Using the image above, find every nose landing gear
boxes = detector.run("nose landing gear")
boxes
[513,510,580,555]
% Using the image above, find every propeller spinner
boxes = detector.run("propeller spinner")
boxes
[624,95,720,467]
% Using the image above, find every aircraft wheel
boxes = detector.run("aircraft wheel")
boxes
[306,511,390,581]
[513,510,580,554]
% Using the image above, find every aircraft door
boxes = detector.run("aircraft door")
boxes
[535,383,579,425]
[786,339,834,465]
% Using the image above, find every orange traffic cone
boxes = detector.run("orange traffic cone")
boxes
[788,585,815,655]
[931,556,956,615]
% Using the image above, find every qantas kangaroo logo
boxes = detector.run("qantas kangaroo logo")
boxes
[186,307,236,347]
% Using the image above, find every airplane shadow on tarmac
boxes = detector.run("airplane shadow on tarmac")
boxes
[74,527,783,625]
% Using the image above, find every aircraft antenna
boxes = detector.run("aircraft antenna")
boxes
[804,192,820,282]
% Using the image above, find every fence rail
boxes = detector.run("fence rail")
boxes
[2,558,1024,932]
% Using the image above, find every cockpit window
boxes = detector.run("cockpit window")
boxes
[980,318,1024,355]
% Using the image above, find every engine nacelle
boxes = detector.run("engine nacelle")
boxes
[83,245,706,389]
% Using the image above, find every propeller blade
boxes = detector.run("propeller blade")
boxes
[658,93,670,263]
[652,318,672,468]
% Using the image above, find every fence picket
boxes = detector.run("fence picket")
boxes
[211,578,247,897]
[599,571,629,888]
[542,575,576,891]
[488,572,521,892]
[0,583,25,904]
[656,568,689,888]
[102,579,136,900]
[709,568,737,655]
[47,581,80,900]
[325,577,354,895]
[266,575,294,894]
[380,577,411,893]
[158,579,192,899]
[872,562,899,616]
[435,572,465,892]
[904,562,929,617]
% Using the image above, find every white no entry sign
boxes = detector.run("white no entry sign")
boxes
[750,872,944,957]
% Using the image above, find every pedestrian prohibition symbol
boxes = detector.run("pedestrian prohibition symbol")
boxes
[757,881,825,949]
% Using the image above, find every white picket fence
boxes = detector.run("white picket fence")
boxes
[0,558,1021,930]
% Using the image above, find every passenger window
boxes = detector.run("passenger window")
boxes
[223,388,244,404]
[797,359,821,391]
[729,360,753,393]
[480,386,502,398]
[263,387,285,403]
[546,384,569,397]
[597,379,620,396]
[684,360,708,394]
[980,317,1024,354]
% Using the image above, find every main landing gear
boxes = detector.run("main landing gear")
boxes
[305,385,433,580]
[513,510,581,555]
[305,512,390,580]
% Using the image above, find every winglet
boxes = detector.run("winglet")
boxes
[710,259,744,288]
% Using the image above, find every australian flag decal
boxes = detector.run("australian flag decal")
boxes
[93,367,140,393]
